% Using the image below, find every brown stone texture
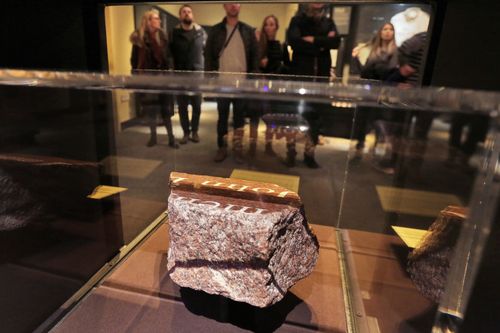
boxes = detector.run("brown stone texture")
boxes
[0,154,102,231]
[167,172,319,308]
[407,205,467,302]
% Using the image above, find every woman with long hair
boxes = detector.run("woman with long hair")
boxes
[247,15,284,158]
[258,15,283,74]
[130,9,178,148]
[352,23,398,155]
[357,22,398,80]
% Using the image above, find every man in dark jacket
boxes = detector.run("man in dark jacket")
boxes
[286,4,340,167]
[171,4,207,144]
[205,3,259,163]
[287,3,340,77]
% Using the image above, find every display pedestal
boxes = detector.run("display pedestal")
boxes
[53,223,347,332]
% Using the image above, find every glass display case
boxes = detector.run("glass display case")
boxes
[0,69,498,333]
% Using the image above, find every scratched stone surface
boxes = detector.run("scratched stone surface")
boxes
[167,173,319,308]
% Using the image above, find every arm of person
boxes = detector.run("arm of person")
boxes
[287,17,319,55]
[248,27,261,73]
[204,30,215,71]
[166,43,175,70]
[130,44,139,70]
[312,21,340,49]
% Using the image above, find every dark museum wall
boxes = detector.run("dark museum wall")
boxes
[429,0,500,90]
[0,0,105,71]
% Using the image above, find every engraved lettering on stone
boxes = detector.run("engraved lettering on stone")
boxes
[252,187,275,194]
[171,176,188,184]
[227,184,250,192]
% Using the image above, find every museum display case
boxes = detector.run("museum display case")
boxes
[0,68,498,332]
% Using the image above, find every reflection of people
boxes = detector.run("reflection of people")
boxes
[390,7,430,46]
[352,23,398,154]
[287,3,340,77]
[447,114,489,170]
[286,3,340,168]
[130,9,178,148]
[204,3,259,163]
[256,15,284,157]
[171,5,207,144]
[374,32,429,174]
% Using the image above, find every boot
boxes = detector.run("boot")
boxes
[146,136,157,147]
[190,132,200,143]
[304,136,319,168]
[214,147,228,162]
[233,128,244,164]
[147,127,157,147]
[304,153,320,168]
[265,142,275,156]
[284,147,296,167]
[168,134,179,149]
[179,133,189,144]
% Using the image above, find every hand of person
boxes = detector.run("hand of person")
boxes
[255,29,261,42]
[302,36,314,43]
[399,64,416,77]
[352,46,360,58]
[328,31,336,38]
[260,57,269,68]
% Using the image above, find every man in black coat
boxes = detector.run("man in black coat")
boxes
[204,3,259,163]
[171,4,207,144]
[287,3,340,77]
[286,4,340,167]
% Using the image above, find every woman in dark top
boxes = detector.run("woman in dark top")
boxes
[130,9,178,148]
[258,15,283,74]
[256,15,299,166]
[253,15,286,157]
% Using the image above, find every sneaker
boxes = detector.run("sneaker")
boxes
[214,147,228,162]
[304,154,320,168]
[146,137,157,147]
[179,135,189,144]
[190,132,200,143]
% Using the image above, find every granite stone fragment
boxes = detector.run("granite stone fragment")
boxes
[167,172,319,307]
[407,205,466,302]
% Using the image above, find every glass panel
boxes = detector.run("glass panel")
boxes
[1,70,498,333]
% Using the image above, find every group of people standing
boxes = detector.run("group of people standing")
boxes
[131,3,477,172]
[130,3,340,168]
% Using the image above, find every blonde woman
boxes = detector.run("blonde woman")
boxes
[130,9,178,148]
